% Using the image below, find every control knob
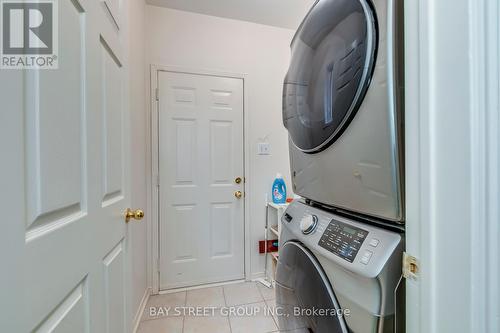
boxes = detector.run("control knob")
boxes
[300,215,318,234]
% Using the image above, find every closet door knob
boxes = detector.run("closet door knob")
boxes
[125,208,144,223]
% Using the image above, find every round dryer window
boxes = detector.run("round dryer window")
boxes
[275,241,348,333]
[283,0,378,153]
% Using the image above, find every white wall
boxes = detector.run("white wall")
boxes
[126,0,149,329]
[146,6,295,278]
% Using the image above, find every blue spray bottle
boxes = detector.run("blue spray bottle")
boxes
[272,173,287,204]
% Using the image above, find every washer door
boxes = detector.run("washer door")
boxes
[275,241,348,333]
[283,0,377,153]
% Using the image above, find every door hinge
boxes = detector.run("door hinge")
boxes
[402,252,419,280]
[155,88,159,101]
[156,174,160,187]
[157,258,160,273]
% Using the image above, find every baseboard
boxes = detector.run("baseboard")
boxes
[251,272,265,280]
[132,287,151,333]
[159,279,246,294]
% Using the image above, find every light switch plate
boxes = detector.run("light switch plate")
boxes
[257,142,271,155]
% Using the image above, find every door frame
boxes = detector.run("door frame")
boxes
[405,0,500,332]
[148,65,251,294]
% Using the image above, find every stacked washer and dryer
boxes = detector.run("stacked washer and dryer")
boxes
[276,0,405,332]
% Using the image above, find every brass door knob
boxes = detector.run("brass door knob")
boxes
[235,177,242,184]
[125,208,144,223]
[234,191,243,199]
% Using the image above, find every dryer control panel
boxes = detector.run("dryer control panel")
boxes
[319,221,368,262]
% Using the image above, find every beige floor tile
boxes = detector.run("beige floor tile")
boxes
[265,298,276,307]
[266,298,309,332]
[223,282,263,306]
[186,286,226,308]
[137,316,184,333]
[264,298,278,323]
[183,313,231,333]
[142,292,186,321]
[257,283,276,301]
[229,302,277,333]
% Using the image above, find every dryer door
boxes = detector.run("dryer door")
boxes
[275,241,348,333]
[283,0,377,153]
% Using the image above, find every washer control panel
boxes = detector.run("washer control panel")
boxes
[319,220,369,263]
[281,200,403,277]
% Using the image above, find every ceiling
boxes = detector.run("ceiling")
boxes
[146,0,316,30]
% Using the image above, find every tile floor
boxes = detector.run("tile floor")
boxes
[137,281,307,333]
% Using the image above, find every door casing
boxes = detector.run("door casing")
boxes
[148,65,251,294]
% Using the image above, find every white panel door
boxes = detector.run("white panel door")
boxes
[158,71,245,289]
[0,0,132,332]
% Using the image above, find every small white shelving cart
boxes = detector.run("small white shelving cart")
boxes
[263,202,289,284]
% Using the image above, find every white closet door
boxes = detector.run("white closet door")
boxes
[0,0,132,331]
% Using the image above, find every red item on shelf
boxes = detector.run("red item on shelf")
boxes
[259,239,278,253]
